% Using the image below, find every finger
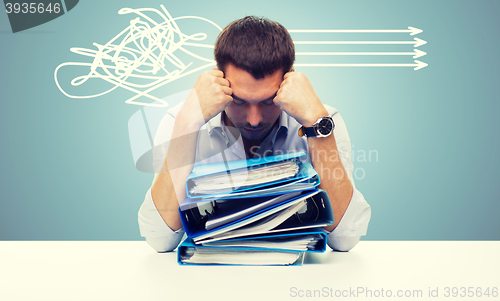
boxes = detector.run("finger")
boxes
[224,95,233,106]
[273,89,282,101]
[210,69,224,77]
[279,79,288,89]
[283,72,294,80]
[216,77,230,87]
[221,86,232,95]
[273,95,281,107]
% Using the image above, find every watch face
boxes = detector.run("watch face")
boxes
[317,118,333,135]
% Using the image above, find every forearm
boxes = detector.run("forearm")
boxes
[151,99,204,231]
[151,165,186,231]
[273,69,367,246]
[308,133,353,232]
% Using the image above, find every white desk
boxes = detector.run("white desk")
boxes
[1,241,499,301]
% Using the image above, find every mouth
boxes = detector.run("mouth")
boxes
[242,127,265,134]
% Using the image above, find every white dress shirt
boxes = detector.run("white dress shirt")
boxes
[138,101,371,252]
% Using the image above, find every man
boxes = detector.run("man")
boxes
[138,16,371,252]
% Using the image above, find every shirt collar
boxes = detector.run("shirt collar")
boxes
[273,110,289,143]
[207,112,224,132]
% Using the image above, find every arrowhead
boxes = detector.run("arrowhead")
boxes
[413,49,427,59]
[414,60,428,70]
[408,26,423,35]
[414,37,427,48]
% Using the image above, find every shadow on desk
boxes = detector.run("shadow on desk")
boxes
[303,250,363,265]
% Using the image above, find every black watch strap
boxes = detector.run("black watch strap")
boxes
[298,125,318,137]
[303,126,317,137]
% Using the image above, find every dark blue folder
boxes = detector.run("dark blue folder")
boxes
[179,189,334,241]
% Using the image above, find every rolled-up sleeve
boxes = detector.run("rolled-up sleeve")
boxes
[138,188,185,252]
[326,188,371,251]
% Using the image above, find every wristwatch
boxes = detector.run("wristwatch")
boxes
[298,116,335,138]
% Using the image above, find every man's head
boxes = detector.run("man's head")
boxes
[214,16,295,79]
[214,16,295,141]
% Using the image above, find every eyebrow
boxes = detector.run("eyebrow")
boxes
[232,93,277,103]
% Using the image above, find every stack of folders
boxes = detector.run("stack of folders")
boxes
[177,152,334,266]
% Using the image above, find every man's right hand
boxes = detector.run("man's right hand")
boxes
[185,68,233,128]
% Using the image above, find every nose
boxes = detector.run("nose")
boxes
[246,104,263,127]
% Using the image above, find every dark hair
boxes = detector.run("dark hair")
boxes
[214,16,295,79]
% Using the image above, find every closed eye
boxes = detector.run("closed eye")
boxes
[233,99,246,105]
[261,99,274,106]
[231,93,277,106]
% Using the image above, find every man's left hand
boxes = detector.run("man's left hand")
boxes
[273,71,329,127]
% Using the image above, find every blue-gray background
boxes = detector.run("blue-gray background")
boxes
[0,0,498,241]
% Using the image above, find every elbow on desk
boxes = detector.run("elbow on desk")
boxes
[145,236,180,253]
[327,235,361,252]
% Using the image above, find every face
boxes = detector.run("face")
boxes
[224,64,283,141]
